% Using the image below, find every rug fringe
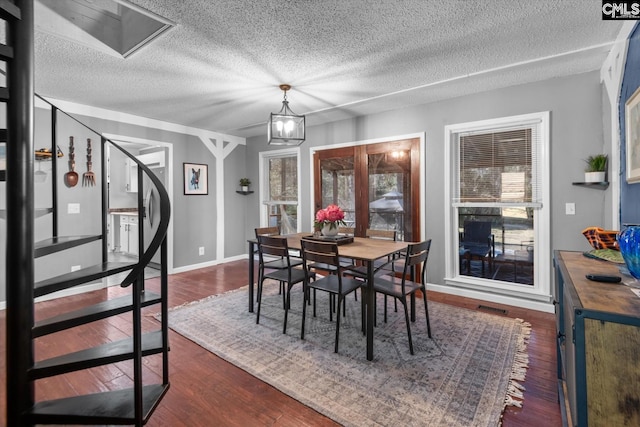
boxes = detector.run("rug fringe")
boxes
[502,319,531,415]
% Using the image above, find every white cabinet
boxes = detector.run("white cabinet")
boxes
[125,159,138,192]
[119,215,139,256]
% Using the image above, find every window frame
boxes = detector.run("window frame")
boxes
[444,112,551,303]
[259,147,301,232]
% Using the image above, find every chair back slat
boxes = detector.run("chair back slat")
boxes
[366,229,396,241]
[258,235,289,258]
[338,226,355,235]
[301,239,339,267]
[402,239,432,272]
[255,226,280,238]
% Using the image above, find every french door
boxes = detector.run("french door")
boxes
[313,138,420,241]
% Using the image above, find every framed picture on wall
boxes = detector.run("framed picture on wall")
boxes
[625,86,640,183]
[183,162,208,195]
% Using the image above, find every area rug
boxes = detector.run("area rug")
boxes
[163,281,530,427]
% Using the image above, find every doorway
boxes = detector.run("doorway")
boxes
[313,138,421,241]
[104,134,174,275]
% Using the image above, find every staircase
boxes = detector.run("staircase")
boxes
[3,1,171,425]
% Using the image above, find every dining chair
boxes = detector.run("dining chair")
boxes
[255,227,303,300]
[342,229,398,312]
[372,239,432,355]
[256,235,312,334]
[459,221,494,276]
[300,239,364,353]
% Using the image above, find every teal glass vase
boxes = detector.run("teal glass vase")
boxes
[618,226,640,279]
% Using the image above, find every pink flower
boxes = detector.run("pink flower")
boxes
[314,204,346,229]
[315,209,328,222]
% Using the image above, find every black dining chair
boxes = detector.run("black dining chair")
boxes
[256,235,313,334]
[255,227,303,303]
[342,229,398,315]
[300,239,364,353]
[372,239,432,355]
[459,221,495,276]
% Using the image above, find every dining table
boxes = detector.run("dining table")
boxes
[247,232,409,361]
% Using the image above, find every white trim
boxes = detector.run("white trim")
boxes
[427,283,554,313]
[444,112,551,303]
[259,147,302,231]
[171,254,246,274]
[309,132,426,239]
[103,133,175,275]
[40,96,246,146]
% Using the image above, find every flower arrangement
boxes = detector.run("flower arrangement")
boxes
[314,204,346,230]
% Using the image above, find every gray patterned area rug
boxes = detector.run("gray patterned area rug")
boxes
[164,281,530,427]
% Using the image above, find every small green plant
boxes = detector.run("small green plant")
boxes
[584,154,608,172]
[239,177,251,187]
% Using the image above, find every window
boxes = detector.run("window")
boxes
[445,112,551,303]
[260,148,300,234]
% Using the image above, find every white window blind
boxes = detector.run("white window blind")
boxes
[453,124,542,207]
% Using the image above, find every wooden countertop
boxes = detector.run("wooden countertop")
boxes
[109,208,138,214]
[556,250,640,318]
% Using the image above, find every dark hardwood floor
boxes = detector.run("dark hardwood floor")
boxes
[0,259,561,426]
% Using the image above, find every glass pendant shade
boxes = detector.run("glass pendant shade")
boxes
[268,85,305,146]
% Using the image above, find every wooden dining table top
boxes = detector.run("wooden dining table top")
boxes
[283,232,409,262]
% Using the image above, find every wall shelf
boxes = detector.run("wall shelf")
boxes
[236,190,254,195]
[572,181,609,189]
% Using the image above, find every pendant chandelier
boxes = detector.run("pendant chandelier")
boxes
[267,84,305,146]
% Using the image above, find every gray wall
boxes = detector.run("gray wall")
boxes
[0,105,247,303]
[245,71,611,287]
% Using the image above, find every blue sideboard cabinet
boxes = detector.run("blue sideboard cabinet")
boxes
[554,251,640,427]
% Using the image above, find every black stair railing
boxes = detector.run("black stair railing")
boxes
[4,1,172,424]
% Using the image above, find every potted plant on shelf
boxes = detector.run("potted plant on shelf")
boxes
[584,154,607,183]
[239,177,251,192]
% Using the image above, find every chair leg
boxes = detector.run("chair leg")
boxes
[256,279,264,325]
[335,295,343,353]
[423,289,432,338]
[283,284,293,334]
[384,295,388,323]
[301,284,307,340]
[360,288,366,335]
[401,297,414,355]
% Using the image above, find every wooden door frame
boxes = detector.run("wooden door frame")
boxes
[313,137,421,240]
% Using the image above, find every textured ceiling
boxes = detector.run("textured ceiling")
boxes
[34,0,624,139]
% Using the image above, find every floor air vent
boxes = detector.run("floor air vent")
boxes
[477,305,508,315]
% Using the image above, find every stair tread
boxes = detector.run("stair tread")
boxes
[34,261,136,298]
[35,235,103,258]
[0,0,21,20]
[0,43,12,60]
[30,331,164,380]
[28,383,169,425]
[33,291,162,338]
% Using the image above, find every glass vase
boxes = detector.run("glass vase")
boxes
[618,226,640,279]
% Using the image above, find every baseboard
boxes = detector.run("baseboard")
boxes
[426,283,555,313]
[171,254,247,274]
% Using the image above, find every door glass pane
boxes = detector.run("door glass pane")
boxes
[320,156,355,227]
[368,150,412,241]
[266,155,298,233]
[458,207,534,285]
